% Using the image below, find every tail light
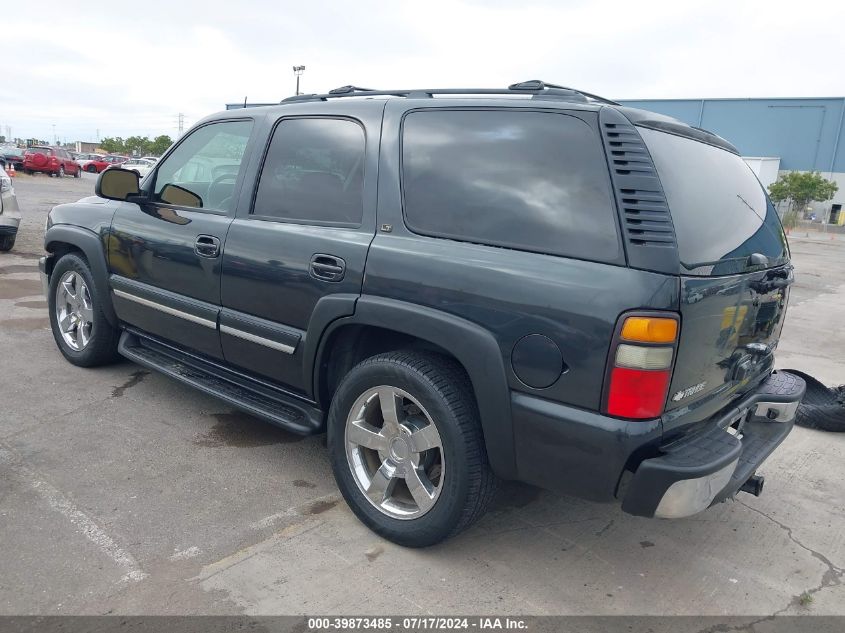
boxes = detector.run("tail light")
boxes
[603,313,679,420]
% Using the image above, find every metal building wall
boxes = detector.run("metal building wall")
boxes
[617,97,845,174]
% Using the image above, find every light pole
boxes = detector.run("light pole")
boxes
[293,65,305,95]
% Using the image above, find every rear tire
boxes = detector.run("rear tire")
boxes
[0,234,15,252]
[48,253,121,367]
[328,351,497,547]
[87,165,97,173]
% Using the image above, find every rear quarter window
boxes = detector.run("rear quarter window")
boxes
[401,109,622,263]
[640,128,789,276]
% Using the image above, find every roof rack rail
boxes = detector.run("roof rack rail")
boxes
[281,80,620,105]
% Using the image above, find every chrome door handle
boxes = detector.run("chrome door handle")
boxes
[310,254,346,281]
[195,235,220,258]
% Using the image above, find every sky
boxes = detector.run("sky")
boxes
[3,0,845,143]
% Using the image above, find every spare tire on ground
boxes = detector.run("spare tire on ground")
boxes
[783,369,845,432]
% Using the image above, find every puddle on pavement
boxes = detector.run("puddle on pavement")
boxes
[111,370,150,398]
[0,278,43,300]
[301,498,339,515]
[1,317,50,330]
[0,265,39,275]
[194,411,306,448]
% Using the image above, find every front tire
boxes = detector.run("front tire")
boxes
[328,351,496,547]
[48,253,120,367]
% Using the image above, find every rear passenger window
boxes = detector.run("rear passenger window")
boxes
[401,110,621,262]
[252,118,365,225]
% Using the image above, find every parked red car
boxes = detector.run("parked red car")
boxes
[23,147,81,178]
[84,154,129,173]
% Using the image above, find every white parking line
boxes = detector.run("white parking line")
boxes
[0,443,148,584]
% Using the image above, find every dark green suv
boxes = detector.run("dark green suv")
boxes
[39,81,805,546]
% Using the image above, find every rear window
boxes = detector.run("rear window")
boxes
[28,147,52,156]
[401,110,621,262]
[640,128,788,276]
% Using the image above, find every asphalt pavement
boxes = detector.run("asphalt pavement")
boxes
[1,172,843,616]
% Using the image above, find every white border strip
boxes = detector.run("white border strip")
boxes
[113,288,217,329]
[0,444,147,584]
[220,324,296,355]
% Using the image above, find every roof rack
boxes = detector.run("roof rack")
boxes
[281,80,620,105]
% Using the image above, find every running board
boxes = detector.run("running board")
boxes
[118,330,324,435]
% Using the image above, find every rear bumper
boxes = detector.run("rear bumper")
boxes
[510,370,805,514]
[24,164,58,174]
[622,371,806,518]
[0,191,21,231]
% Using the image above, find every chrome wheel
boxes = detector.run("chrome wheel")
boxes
[55,271,93,351]
[345,386,445,520]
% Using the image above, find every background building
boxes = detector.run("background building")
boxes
[618,97,845,225]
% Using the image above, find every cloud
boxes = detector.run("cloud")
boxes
[3,0,844,141]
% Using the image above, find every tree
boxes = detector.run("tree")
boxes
[768,171,838,230]
[99,137,125,153]
[149,135,173,156]
[125,136,152,156]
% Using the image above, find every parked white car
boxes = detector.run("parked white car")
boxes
[110,157,156,179]
[0,169,21,251]
[76,153,104,171]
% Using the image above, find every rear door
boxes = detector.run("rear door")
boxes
[640,127,792,427]
[219,105,381,395]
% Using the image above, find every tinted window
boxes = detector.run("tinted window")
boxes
[153,120,253,212]
[252,118,365,225]
[640,128,788,276]
[401,110,620,261]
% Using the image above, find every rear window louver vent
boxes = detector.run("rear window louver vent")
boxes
[599,108,678,275]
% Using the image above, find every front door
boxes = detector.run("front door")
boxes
[220,111,380,394]
[108,118,256,359]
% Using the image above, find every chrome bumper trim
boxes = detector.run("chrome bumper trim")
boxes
[112,289,217,329]
[654,459,739,519]
[219,324,295,354]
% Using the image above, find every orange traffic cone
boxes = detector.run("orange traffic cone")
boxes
[8,163,15,178]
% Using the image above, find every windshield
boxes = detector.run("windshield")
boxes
[640,127,789,276]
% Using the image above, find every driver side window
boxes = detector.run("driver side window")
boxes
[152,120,253,212]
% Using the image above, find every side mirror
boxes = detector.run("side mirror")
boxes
[96,168,141,201]
[159,183,203,208]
